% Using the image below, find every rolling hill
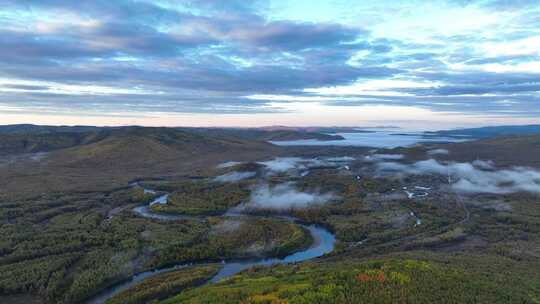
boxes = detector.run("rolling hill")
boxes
[179,127,345,141]
[0,127,282,199]
[0,131,106,156]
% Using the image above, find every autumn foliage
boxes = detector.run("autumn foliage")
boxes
[356,271,386,283]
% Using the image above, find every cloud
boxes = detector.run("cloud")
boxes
[258,157,355,174]
[248,182,334,209]
[465,0,540,9]
[464,54,539,65]
[376,161,409,172]
[1,0,540,121]
[427,149,450,155]
[258,157,305,173]
[217,161,243,169]
[214,171,256,183]
[325,156,356,162]
[364,154,404,162]
[0,1,378,97]
[471,159,495,170]
[180,0,267,14]
[0,84,50,91]
[376,158,540,194]
[213,19,363,51]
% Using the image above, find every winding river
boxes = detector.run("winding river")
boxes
[87,187,336,304]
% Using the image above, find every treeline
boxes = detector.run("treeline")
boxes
[163,258,540,304]
[0,185,312,303]
[151,181,250,215]
[0,188,206,303]
[152,217,311,267]
[107,265,221,304]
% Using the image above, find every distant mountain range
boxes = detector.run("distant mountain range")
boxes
[0,126,276,156]
[181,127,344,141]
[0,124,344,144]
[2,124,540,155]
[0,124,394,136]
[426,125,540,139]
[257,126,398,133]
[0,124,105,134]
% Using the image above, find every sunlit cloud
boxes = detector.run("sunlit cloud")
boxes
[303,79,441,97]
[0,78,151,95]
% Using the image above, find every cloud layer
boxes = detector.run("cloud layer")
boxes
[1,0,539,122]
[214,171,256,183]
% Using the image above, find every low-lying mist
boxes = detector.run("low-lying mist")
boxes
[258,157,304,173]
[214,171,256,183]
[363,154,404,162]
[376,159,540,194]
[216,161,242,169]
[258,157,354,174]
[248,183,335,209]
[427,149,449,156]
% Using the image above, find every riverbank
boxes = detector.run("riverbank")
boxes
[85,185,336,304]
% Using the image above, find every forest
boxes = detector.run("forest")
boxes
[1,129,540,303]
[0,183,310,303]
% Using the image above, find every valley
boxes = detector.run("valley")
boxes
[4,1,540,302]
[0,126,539,303]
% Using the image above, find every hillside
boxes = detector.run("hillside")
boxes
[181,127,345,141]
[0,127,282,199]
[165,256,540,304]
[0,125,345,158]
[53,127,281,169]
[435,134,540,168]
[0,132,106,156]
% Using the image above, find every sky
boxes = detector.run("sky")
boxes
[1,0,539,129]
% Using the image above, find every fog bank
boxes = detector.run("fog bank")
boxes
[258,157,355,174]
[217,161,242,169]
[427,149,449,155]
[364,154,404,162]
[214,171,256,183]
[248,183,334,209]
